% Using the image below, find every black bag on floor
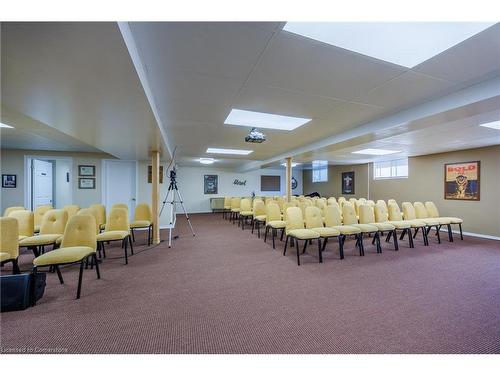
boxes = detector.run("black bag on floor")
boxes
[0,272,46,312]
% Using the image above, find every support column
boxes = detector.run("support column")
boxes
[151,150,160,245]
[285,157,292,203]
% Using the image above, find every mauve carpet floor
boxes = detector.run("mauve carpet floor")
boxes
[1,213,499,354]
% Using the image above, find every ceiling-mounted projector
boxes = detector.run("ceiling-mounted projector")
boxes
[245,127,266,143]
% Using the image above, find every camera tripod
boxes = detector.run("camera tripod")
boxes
[159,171,195,248]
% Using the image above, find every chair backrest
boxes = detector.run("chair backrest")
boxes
[374,203,389,223]
[276,197,285,211]
[77,208,100,234]
[315,199,326,210]
[40,209,68,235]
[358,204,376,224]
[349,198,357,205]
[63,204,80,218]
[240,198,252,212]
[354,200,363,216]
[105,208,129,232]
[230,198,241,210]
[266,203,281,224]
[0,217,19,260]
[376,200,387,209]
[305,206,324,229]
[61,215,97,250]
[223,196,231,207]
[8,210,34,237]
[89,204,106,227]
[388,199,397,206]
[358,198,367,204]
[34,205,52,226]
[4,206,25,217]
[367,200,375,207]
[134,203,152,222]
[282,202,295,221]
[327,197,336,205]
[337,197,346,205]
[413,202,429,219]
[285,207,305,234]
[388,202,403,221]
[424,202,440,218]
[298,201,310,217]
[112,203,128,211]
[323,205,342,227]
[253,200,266,217]
[342,203,359,225]
[402,202,417,220]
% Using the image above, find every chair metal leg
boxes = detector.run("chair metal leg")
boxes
[408,229,414,248]
[385,231,392,243]
[317,239,323,263]
[55,266,64,284]
[302,240,308,254]
[400,230,406,240]
[280,229,284,241]
[392,230,399,251]
[251,219,255,234]
[257,221,261,238]
[447,224,453,242]
[321,237,328,252]
[283,236,289,255]
[123,238,129,265]
[93,254,100,279]
[413,227,419,238]
[339,235,345,260]
[436,226,441,244]
[76,261,84,299]
[296,239,300,266]
[423,228,429,246]
[264,226,268,242]
[459,223,463,240]
[375,232,382,253]
[131,228,136,242]
[272,228,276,249]
[129,235,134,255]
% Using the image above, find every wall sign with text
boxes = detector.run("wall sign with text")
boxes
[444,161,480,201]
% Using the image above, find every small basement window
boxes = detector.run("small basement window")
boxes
[374,158,408,179]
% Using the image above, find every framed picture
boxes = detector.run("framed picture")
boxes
[342,171,355,194]
[148,165,164,184]
[79,165,95,176]
[444,161,480,201]
[2,174,17,188]
[204,174,218,194]
[79,177,95,189]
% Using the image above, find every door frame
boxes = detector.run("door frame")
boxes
[24,155,74,210]
[101,159,138,217]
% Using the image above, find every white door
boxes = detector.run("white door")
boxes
[33,159,53,208]
[103,160,136,218]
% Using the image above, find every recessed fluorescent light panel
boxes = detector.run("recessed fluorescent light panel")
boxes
[281,162,300,167]
[283,22,495,68]
[479,120,500,130]
[206,148,253,155]
[0,122,14,128]
[352,148,402,156]
[224,109,311,131]
[198,158,215,165]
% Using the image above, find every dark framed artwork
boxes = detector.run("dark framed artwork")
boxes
[341,171,355,195]
[148,165,164,184]
[204,174,218,194]
[78,165,95,176]
[78,177,96,189]
[2,174,17,188]
[444,161,480,201]
[261,175,281,191]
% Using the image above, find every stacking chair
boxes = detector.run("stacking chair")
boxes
[349,198,357,205]
[238,198,253,230]
[327,197,337,206]
[32,215,100,300]
[0,217,20,274]
[402,202,436,245]
[305,206,341,257]
[264,203,286,249]
[388,199,397,206]
[229,198,241,224]
[315,199,326,210]
[414,202,449,243]
[374,202,413,248]
[358,205,396,252]
[337,197,346,207]
[366,200,375,207]
[8,210,34,241]
[63,204,80,219]
[97,207,133,264]
[74,208,100,251]
[223,197,232,219]
[33,205,52,233]
[130,203,153,245]
[342,203,379,255]
[323,205,362,258]
[90,204,106,231]
[354,200,363,217]
[19,209,68,257]
[283,207,321,266]
[425,201,464,241]
[388,202,426,247]
[251,200,266,237]
[4,206,25,217]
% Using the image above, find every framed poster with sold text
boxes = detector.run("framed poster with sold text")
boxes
[444,161,480,201]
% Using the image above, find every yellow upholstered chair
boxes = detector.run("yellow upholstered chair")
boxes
[8,210,34,241]
[376,200,387,210]
[63,204,80,219]
[374,203,412,248]
[33,205,52,233]
[327,197,337,206]
[130,203,153,245]
[402,202,436,245]
[342,203,378,256]
[89,204,106,231]
[223,196,232,220]
[238,198,253,230]
[32,215,100,300]
[388,202,426,246]
[387,199,397,206]
[251,200,267,237]
[414,202,447,244]
[264,203,286,249]
[323,205,362,258]
[96,207,132,264]
[283,207,321,266]
[0,217,20,274]
[425,201,464,241]
[229,198,241,224]
[305,206,341,257]
[349,198,357,205]
[366,200,375,207]
[77,208,100,234]
[337,197,346,207]
[358,204,396,253]
[315,199,326,210]
[4,206,25,217]
[19,209,68,256]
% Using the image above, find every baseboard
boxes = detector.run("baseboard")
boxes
[438,227,500,241]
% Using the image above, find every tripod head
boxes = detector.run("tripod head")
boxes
[169,167,177,182]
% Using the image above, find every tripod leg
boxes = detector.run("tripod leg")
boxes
[175,188,195,237]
